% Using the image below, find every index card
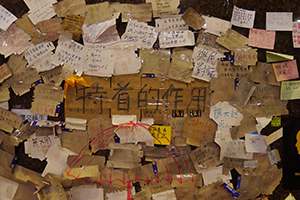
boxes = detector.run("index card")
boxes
[266,12,293,31]
[0,5,17,31]
[155,16,188,32]
[231,6,255,28]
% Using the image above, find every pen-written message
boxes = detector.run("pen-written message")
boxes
[272,60,299,81]
[248,28,275,50]
[231,5,255,28]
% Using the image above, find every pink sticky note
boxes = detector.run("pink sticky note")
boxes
[248,28,276,50]
[272,60,299,81]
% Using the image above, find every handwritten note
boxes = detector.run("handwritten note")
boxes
[30,100,60,117]
[0,24,31,58]
[36,17,62,41]
[122,20,158,49]
[202,16,232,36]
[28,1,56,25]
[231,6,255,28]
[216,29,248,50]
[221,139,253,159]
[192,44,223,82]
[121,3,152,22]
[210,101,243,135]
[146,0,180,18]
[272,60,299,81]
[159,30,195,48]
[62,14,84,41]
[0,5,17,31]
[114,53,141,75]
[248,28,276,50]
[217,61,252,78]
[85,49,114,77]
[280,80,300,100]
[155,16,188,32]
[23,0,57,10]
[53,33,87,71]
[25,42,55,64]
[0,64,11,83]
[266,12,293,31]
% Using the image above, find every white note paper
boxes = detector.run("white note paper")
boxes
[28,1,56,25]
[0,5,17,31]
[245,133,268,153]
[159,30,195,48]
[231,5,255,28]
[266,12,293,31]
[0,176,19,200]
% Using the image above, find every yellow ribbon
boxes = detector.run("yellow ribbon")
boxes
[64,74,94,98]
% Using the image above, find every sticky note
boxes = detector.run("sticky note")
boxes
[149,125,171,145]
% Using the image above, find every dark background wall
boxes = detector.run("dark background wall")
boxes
[1,0,300,199]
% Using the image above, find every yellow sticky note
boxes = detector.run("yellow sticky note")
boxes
[271,116,281,127]
[266,51,294,63]
[149,125,171,145]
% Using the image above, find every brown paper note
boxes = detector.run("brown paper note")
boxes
[230,113,257,139]
[210,78,236,105]
[189,142,222,173]
[230,77,256,108]
[249,62,280,86]
[234,48,258,66]
[7,53,27,74]
[216,29,248,50]
[0,63,12,83]
[217,61,252,78]
[37,17,62,41]
[62,14,84,41]
[84,2,113,25]
[182,7,205,30]
[183,116,217,147]
[60,130,90,155]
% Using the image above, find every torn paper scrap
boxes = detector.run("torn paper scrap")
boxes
[0,24,31,57]
[266,12,293,31]
[221,139,253,159]
[120,3,152,22]
[146,0,180,18]
[0,5,17,31]
[115,124,154,146]
[82,19,120,44]
[268,149,281,165]
[245,133,268,153]
[64,165,99,180]
[216,29,248,50]
[202,165,231,186]
[210,101,244,132]
[266,51,294,63]
[234,48,258,66]
[42,146,77,176]
[65,117,87,130]
[152,190,177,200]
[155,16,188,32]
[248,28,275,50]
[0,64,12,83]
[53,0,87,18]
[67,186,104,200]
[256,117,272,133]
[265,128,283,145]
[202,16,232,36]
[28,1,57,25]
[122,20,158,49]
[285,193,296,200]
[230,77,256,108]
[25,42,55,65]
[159,30,195,48]
[62,14,84,41]
[231,6,255,28]
[182,7,205,30]
[272,60,299,81]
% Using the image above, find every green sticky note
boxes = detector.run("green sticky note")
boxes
[266,51,294,63]
[271,116,281,127]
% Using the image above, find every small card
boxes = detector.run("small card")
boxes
[149,125,171,145]
[159,30,195,48]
